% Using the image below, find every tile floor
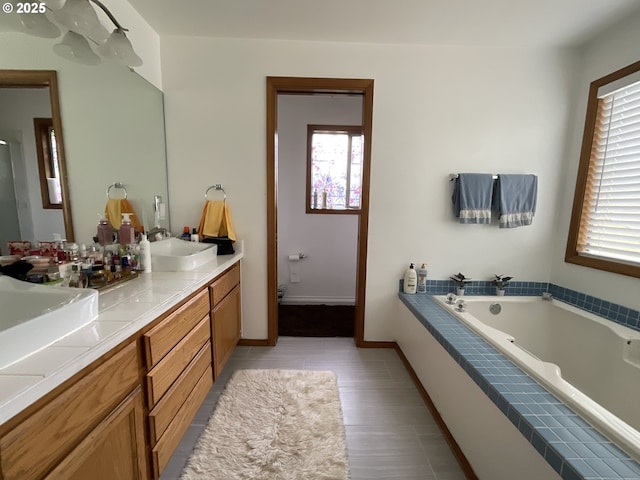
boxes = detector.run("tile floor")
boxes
[159,336,467,480]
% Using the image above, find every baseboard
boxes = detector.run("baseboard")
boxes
[392,342,479,480]
[279,296,355,306]
[356,340,397,348]
[237,339,272,347]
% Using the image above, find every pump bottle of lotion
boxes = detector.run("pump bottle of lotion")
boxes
[403,263,417,294]
[139,233,152,273]
[119,213,135,245]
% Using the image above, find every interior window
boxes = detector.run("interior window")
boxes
[565,59,640,278]
[34,117,62,209]
[306,125,363,214]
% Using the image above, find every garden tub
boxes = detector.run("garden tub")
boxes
[433,295,640,461]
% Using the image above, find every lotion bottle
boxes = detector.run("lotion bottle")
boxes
[119,213,135,245]
[417,263,428,293]
[139,233,152,273]
[97,213,112,246]
[403,263,417,294]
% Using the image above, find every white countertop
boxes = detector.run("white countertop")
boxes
[0,247,243,425]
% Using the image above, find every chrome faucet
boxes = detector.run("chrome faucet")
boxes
[147,227,170,242]
[542,292,553,301]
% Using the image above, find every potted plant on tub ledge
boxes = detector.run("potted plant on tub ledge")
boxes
[492,274,513,296]
[450,272,471,296]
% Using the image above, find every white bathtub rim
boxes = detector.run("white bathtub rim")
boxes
[433,295,640,462]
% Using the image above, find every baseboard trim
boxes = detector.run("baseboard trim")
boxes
[237,339,272,347]
[392,342,479,480]
[356,340,397,348]
[279,296,356,306]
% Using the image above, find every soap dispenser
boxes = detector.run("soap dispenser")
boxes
[119,213,135,245]
[403,263,417,294]
[139,233,152,273]
[97,213,112,246]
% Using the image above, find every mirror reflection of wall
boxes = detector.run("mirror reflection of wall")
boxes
[0,31,170,249]
[0,87,66,251]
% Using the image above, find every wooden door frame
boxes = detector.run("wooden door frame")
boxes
[266,76,374,347]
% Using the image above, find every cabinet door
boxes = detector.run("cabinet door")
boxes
[212,284,241,377]
[44,387,148,480]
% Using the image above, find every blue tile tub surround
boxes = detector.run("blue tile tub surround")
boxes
[419,279,548,296]
[547,284,640,331]
[398,292,640,480]
[410,280,640,332]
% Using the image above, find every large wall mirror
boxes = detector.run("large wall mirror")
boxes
[0,31,169,252]
[0,70,74,248]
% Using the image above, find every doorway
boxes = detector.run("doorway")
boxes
[266,77,374,347]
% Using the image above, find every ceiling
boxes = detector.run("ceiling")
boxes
[128,0,640,48]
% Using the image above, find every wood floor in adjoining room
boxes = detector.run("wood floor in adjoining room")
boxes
[159,337,467,480]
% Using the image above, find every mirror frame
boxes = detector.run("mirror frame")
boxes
[0,70,74,241]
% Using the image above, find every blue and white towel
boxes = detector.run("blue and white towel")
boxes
[452,173,494,224]
[495,174,538,228]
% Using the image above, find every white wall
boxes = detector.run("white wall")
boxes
[550,8,640,310]
[161,37,576,340]
[0,89,64,242]
[277,95,360,305]
[97,0,162,89]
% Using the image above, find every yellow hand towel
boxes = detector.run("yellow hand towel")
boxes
[105,198,143,231]
[198,200,237,241]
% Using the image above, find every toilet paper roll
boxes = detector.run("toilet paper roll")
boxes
[47,177,62,204]
[288,254,300,283]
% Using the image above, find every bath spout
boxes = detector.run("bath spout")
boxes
[542,292,553,301]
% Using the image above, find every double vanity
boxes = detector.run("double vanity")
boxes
[0,241,243,480]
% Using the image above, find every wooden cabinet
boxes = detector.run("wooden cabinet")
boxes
[0,260,242,480]
[0,342,145,480]
[209,263,241,378]
[143,289,213,479]
[44,388,147,480]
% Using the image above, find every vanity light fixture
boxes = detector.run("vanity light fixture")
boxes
[11,0,142,67]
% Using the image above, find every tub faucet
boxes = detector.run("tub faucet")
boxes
[542,292,553,301]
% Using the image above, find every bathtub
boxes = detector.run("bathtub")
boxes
[433,295,640,461]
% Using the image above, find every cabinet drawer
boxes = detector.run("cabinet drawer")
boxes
[148,342,212,444]
[143,289,209,368]
[146,316,210,407]
[212,285,241,378]
[152,368,213,478]
[0,342,139,480]
[209,263,240,306]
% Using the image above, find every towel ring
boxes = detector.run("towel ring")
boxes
[205,184,227,201]
[106,182,127,199]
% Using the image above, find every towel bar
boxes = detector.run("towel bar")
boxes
[205,184,227,201]
[449,174,498,181]
[106,182,127,199]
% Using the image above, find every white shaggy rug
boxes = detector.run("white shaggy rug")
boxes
[180,369,350,480]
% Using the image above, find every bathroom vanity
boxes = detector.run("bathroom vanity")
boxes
[0,250,243,480]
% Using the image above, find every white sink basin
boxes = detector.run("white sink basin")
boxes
[0,276,98,369]
[150,238,217,271]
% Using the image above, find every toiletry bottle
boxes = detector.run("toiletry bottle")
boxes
[119,213,135,245]
[191,228,199,242]
[68,264,81,288]
[417,263,428,293]
[403,263,417,294]
[139,233,152,273]
[181,226,191,240]
[97,213,112,246]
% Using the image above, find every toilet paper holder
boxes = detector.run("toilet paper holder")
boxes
[288,253,307,260]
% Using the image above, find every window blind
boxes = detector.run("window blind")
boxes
[577,80,640,264]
